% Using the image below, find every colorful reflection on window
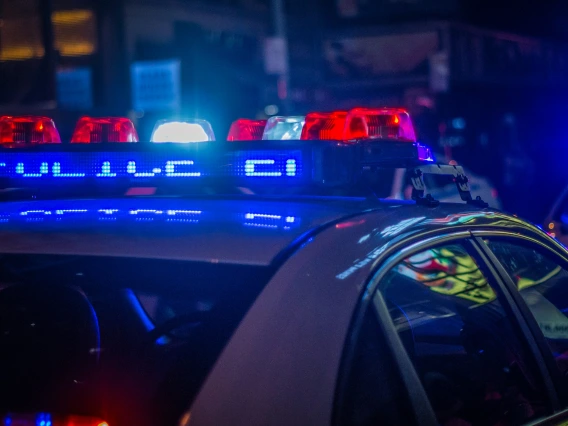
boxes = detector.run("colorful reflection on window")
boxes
[484,239,562,291]
[396,245,497,305]
[516,266,562,291]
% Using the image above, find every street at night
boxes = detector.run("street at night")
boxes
[0,1,568,425]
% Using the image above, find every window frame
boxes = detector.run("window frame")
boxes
[473,231,568,415]
[335,230,560,426]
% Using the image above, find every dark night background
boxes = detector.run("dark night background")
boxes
[0,0,567,222]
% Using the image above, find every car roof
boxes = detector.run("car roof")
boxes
[0,196,518,265]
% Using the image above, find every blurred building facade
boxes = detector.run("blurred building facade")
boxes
[311,0,568,220]
[0,0,275,138]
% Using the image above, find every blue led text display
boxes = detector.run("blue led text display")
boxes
[0,150,303,182]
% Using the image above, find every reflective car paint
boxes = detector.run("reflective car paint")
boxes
[0,195,560,426]
[184,206,556,426]
[0,198,555,266]
[0,197,373,265]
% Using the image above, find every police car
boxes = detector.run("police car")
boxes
[0,110,568,426]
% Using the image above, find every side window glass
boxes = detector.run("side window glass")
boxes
[336,308,415,426]
[379,243,550,426]
[485,240,568,379]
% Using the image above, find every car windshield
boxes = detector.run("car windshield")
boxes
[0,254,271,426]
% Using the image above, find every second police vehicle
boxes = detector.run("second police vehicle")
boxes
[0,109,567,426]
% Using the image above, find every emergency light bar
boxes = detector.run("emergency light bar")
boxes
[0,110,485,206]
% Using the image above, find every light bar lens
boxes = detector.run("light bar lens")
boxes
[300,111,347,140]
[151,119,215,143]
[0,116,61,146]
[262,116,305,140]
[71,117,139,143]
[417,144,435,162]
[227,119,267,141]
[344,108,416,142]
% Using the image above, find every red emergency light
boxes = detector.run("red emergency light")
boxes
[344,108,416,142]
[227,119,267,141]
[71,117,139,143]
[300,111,347,140]
[0,116,61,146]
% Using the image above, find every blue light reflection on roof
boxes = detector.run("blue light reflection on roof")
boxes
[0,200,301,231]
[242,212,300,230]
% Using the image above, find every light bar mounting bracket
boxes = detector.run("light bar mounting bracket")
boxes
[409,164,488,208]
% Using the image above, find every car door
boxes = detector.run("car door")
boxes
[335,235,559,426]
[474,232,568,424]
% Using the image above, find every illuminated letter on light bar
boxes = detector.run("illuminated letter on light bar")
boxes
[52,162,85,178]
[286,159,297,176]
[16,162,49,177]
[127,161,157,178]
[97,161,116,177]
[245,159,281,177]
[165,160,201,177]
